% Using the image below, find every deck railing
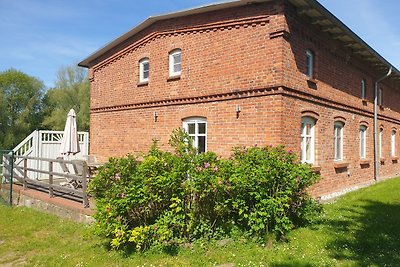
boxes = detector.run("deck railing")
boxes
[2,155,90,207]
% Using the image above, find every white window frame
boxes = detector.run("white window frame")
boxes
[183,117,207,153]
[301,117,315,164]
[169,49,182,77]
[334,121,344,161]
[306,50,314,79]
[361,79,366,99]
[359,125,367,159]
[391,129,396,157]
[379,128,383,158]
[139,58,149,83]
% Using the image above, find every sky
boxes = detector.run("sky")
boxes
[0,0,399,88]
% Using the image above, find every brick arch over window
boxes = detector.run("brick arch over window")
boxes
[359,120,369,127]
[333,116,346,124]
[179,107,209,119]
[301,110,319,121]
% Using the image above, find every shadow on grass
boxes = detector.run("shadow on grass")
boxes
[324,199,400,266]
[271,262,313,267]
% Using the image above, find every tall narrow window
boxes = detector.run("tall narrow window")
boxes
[334,121,344,161]
[139,58,149,83]
[169,49,182,77]
[183,117,207,153]
[301,117,315,164]
[379,128,383,158]
[391,130,396,157]
[359,125,367,159]
[361,79,366,99]
[378,87,383,106]
[306,50,314,79]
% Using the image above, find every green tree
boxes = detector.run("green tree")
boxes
[0,69,45,150]
[42,65,89,131]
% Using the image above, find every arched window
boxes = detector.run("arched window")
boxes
[379,128,383,158]
[306,50,314,79]
[391,129,396,157]
[139,58,149,83]
[301,117,315,164]
[361,79,366,99]
[334,121,344,161]
[183,117,207,153]
[359,125,367,159]
[169,49,181,77]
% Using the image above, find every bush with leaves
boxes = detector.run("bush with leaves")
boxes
[89,129,320,252]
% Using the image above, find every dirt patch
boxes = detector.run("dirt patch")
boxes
[0,252,27,266]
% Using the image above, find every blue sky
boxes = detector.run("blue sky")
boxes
[0,0,399,88]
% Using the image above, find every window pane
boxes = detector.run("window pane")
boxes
[188,123,195,135]
[336,137,342,159]
[198,136,206,153]
[306,51,313,78]
[306,124,311,136]
[143,62,149,71]
[306,137,311,161]
[174,63,181,73]
[173,53,181,64]
[198,123,206,134]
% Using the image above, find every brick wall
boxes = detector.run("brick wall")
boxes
[87,0,400,197]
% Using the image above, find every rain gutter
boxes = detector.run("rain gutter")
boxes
[374,67,392,182]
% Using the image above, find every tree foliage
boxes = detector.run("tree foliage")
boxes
[0,69,45,150]
[42,65,89,131]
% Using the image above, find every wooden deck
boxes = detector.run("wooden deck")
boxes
[2,155,93,208]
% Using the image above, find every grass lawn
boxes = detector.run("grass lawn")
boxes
[1,177,400,266]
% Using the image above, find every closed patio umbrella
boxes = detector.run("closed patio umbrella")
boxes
[60,109,80,156]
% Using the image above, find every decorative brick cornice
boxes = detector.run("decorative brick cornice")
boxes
[90,86,280,114]
[269,30,290,40]
[90,84,400,125]
[93,15,270,72]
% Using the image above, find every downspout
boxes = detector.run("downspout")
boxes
[374,67,392,182]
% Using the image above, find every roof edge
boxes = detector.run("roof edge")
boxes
[78,0,252,68]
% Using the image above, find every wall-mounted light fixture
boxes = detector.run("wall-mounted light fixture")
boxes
[235,104,241,119]
[153,111,158,122]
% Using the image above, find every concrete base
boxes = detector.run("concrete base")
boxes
[0,183,95,224]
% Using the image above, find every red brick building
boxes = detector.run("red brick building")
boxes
[79,0,400,198]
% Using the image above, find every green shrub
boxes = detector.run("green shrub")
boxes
[89,129,321,252]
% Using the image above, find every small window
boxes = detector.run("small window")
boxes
[360,125,367,159]
[379,128,383,158]
[361,79,366,99]
[334,121,344,161]
[169,49,182,77]
[301,117,315,164]
[306,50,314,79]
[391,130,396,157]
[139,58,149,83]
[183,117,207,153]
[378,87,383,106]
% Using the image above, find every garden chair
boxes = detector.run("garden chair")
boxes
[57,157,80,189]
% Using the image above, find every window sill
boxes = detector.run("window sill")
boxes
[334,161,349,169]
[359,159,370,165]
[137,81,149,87]
[391,156,399,162]
[312,165,321,173]
[167,75,181,81]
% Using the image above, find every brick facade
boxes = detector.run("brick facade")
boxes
[80,0,400,198]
